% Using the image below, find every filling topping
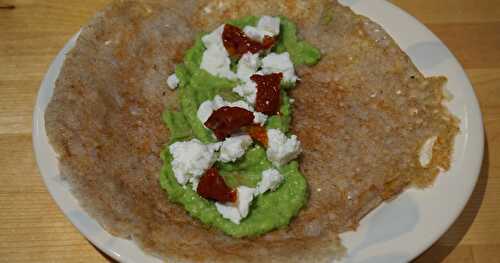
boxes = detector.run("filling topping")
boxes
[172,16,302,223]
[161,15,320,233]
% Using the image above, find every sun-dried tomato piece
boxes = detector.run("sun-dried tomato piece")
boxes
[205,106,255,140]
[248,125,268,146]
[197,167,237,203]
[251,73,283,115]
[222,24,276,57]
[262,35,276,50]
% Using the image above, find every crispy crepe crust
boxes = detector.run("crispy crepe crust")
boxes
[45,0,458,262]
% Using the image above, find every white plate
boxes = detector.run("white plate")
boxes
[33,0,484,262]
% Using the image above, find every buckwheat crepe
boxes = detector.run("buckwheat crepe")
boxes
[44,0,458,262]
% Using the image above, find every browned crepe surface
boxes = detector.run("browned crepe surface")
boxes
[44,0,458,262]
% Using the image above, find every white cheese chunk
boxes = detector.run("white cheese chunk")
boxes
[228,100,253,112]
[200,47,237,80]
[253,70,265,76]
[215,186,256,224]
[191,178,200,191]
[419,136,437,167]
[208,141,223,152]
[256,168,284,194]
[167,73,179,90]
[219,135,253,163]
[169,139,219,186]
[212,95,227,109]
[214,202,240,223]
[261,52,298,83]
[189,142,221,191]
[197,100,215,125]
[233,80,257,105]
[242,16,280,42]
[253,112,268,126]
[237,52,261,81]
[243,26,268,42]
[200,24,237,80]
[266,129,301,167]
[257,16,280,36]
[201,25,226,54]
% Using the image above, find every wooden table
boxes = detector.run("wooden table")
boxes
[0,0,498,262]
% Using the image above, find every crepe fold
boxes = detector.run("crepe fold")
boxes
[45,0,458,262]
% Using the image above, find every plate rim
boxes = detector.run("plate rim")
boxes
[33,1,485,262]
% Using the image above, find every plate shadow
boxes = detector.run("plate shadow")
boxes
[412,139,489,262]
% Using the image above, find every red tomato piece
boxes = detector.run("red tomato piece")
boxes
[205,106,255,140]
[222,24,276,57]
[251,73,283,115]
[248,125,268,146]
[197,167,237,203]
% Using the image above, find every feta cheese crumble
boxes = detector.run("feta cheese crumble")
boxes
[197,99,217,125]
[165,16,316,227]
[169,139,220,186]
[237,52,261,81]
[266,129,301,167]
[253,112,268,126]
[200,25,237,80]
[219,135,253,163]
[256,168,284,194]
[167,73,179,90]
[257,16,281,36]
[243,16,281,42]
[202,25,226,54]
[233,80,257,104]
[261,52,298,83]
[215,186,256,224]
[243,26,267,42]
[200,47,237,80]
[419,136,437,167]
[229,100,254,112]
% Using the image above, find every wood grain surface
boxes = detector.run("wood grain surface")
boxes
[0,0,498,262]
